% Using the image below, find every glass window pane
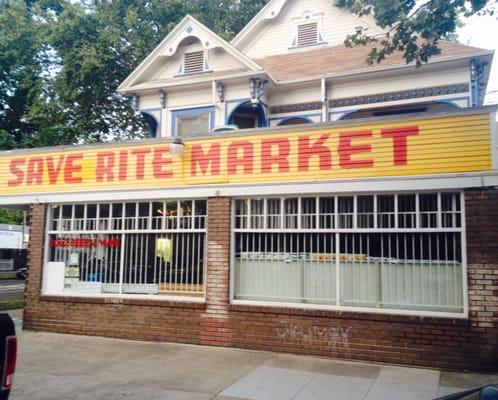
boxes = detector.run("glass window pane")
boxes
[301,198,316,229]
[165,201,178,229]
[235,200,248,229]
[377,195,395,228]
[250,199,264,229]
[266,199,281,229]
[357,196,374,228]
[338,197,353,228]
[284,198,299,229]
[194,200,207,229]
[152,202,163,230]
[180,200,192,229]
[319,197,335,229]
[176,114,210,136]
[398,194,416,228]
[420,193,438,228]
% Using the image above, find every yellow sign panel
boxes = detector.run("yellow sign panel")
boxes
[0,113,492,196]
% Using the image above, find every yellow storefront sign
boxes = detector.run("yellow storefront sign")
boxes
[0,112,492,196]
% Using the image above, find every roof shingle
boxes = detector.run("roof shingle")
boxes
[255,41,492,81]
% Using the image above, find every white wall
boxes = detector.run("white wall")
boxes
[241,0,384,59]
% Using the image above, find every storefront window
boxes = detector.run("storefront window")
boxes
[233,193,465,315]
[44,200,207,298]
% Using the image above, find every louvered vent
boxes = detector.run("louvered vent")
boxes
[297,23,318,46]
[184,51,204,74]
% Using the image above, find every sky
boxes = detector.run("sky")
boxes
[457,14,498,104]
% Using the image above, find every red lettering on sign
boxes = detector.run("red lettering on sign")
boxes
[118,150,128,181]
[96,152,115,182]
[7,159,26,187]
[153,147,173,179]
[298,134,332,172]
[381,126,419,166]
[131,149,150,180]
[26,157,44,185]
[46,155,66,185]
[191,143,221,176]
[338,131,374,169]
[227,141,254,175]
[49,237,121,248]
[64,154,83,184]
[261,138,291,173]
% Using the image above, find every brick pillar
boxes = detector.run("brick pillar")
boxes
[23,204,46,329]
[465,188,498,368]
[200,197,231,346]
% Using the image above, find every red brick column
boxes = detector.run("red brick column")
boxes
[464,188,498,361]
[200,197,231,346]
[23,204,47,329]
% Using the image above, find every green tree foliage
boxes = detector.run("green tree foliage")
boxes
[334,0,497,66]
[0,208,23,225]
[0,0,268,149]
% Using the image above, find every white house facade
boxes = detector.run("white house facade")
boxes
[3,0,498,371]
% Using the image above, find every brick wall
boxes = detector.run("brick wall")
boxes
[23,190,498,371]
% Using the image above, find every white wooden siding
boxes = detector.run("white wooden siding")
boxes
[242,0,384,59]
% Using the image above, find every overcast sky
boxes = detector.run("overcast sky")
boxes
[458,14,498,104]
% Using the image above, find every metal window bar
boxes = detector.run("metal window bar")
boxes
[46,200,207,297]
[233,192,465,315]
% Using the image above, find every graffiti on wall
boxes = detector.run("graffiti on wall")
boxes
[276,321,351,354]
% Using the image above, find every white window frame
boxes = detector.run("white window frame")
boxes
[230,191,468,319]
[43,199,208,301]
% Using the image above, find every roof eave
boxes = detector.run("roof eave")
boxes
[269,50,495,86]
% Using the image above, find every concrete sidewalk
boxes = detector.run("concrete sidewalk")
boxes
[10,330,498,400]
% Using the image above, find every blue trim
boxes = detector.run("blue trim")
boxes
[140,108,162,138]
[226,100,267,128]
[275,116,314,126]
[432,97,470,108]
[329,109,360,122]
[269,112,323,125]
[171,106,215,136]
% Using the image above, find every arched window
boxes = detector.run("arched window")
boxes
[141,112,158,138]
[278,117,312,126]
[339,102,458,121]
[228,101,267,129]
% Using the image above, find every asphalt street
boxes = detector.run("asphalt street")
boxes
[0,279,25,301]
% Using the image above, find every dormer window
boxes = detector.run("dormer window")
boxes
[183,51,205,74]
[297,22,318,47]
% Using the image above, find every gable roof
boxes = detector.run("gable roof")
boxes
[118,15,262,93]
[255,41,494,82]
[231,0,287,48]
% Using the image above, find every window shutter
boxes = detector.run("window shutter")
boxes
[297,23,318,46]
[183,51,204,74]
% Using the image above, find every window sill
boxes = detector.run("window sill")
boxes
[40,292,206,309]
[288,41,327,50]
[174,70,213,78]
[229,300,469,324]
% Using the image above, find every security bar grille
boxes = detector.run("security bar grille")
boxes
[183,51,205,74]
[46,200,207,297]
[297,23,318,46]
[233,193,465,315]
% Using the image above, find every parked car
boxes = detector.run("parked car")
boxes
[435,385,498,400]
[0,314,16,400]
[15,268,26,280]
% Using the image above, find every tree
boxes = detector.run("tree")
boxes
[334,0,497,66]
[0,0,270,148]
[0,208,23,225]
